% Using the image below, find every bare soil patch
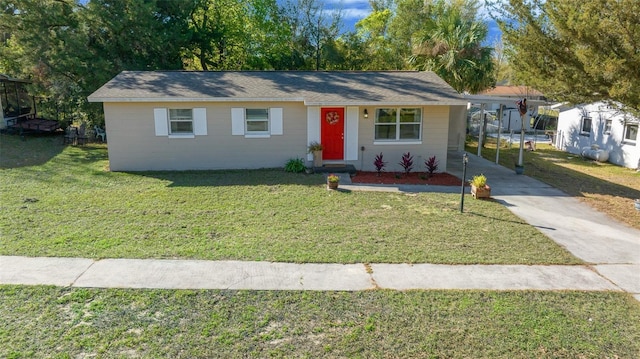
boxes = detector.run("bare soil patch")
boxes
[351,171,463,186]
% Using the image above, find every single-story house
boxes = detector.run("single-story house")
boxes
[476,85,545,112]
[555,102,639,169]
[87,71,468,172]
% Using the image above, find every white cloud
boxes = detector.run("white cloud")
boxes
[324,0,370,5]
[322,0,371,21]
[338,8,372,20]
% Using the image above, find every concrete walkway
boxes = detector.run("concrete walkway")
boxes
[0,256,620,292]
[1,151,639,301]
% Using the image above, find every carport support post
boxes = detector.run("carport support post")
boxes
[477,103,485,157]
[517,114,525,166]
[460,153,468,213]
[496,104,503,164]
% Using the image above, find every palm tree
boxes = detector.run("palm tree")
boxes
[409,0,495,94]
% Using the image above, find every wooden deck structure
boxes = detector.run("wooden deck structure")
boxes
[7,116,61,134]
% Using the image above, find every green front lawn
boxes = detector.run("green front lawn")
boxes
[1,135,637,359]
[2,286,639,358]
[0,134,578,264]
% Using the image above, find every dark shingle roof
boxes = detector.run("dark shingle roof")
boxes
[88,71,466,105]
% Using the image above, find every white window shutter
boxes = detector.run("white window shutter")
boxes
[154,108,168,136]
[307,106,320,161]
[231,108,245,135]
[193,108,207,135]
[345,107,359,160]
[270,108,283,135]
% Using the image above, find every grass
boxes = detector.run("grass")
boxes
[1,286,639,358]
[0,134,578,264]
[466,137,640,230]
[1,134,638,358]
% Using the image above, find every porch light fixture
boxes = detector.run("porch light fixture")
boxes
[363,109,368,118]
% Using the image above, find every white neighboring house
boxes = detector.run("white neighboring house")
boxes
[556,102,639,169]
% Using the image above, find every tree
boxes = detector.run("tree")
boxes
[351,1,405,70]
[84,0,188,72]
[1,0,92,120]
[405,0,495,93]
[243,0,296,70]
[0,0,190,122]
[492,39,514,85]
[183,0,249,70]
[281,0,342,70]
[489,0,640,114]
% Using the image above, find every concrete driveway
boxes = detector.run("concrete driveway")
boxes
[445,151,640,300]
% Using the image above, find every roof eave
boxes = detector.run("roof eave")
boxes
[87,97,469,106]
[465,94,548,106]
[304,100,469,106]
[87,96,305,103]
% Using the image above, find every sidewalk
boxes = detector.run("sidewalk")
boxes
[1,152,639,301]
[0,256,620,292]
[340,151,640,300]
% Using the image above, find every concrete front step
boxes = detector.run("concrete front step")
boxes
[313,164,357,175]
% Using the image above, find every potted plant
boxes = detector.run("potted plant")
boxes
[308,141,324,167]
[470,174,491,199]
[327,173,340,190]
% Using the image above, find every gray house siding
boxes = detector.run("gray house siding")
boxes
[105,101,308,171]
[355,105,450,172]
[105,102,454,172]
[448,105,467,151]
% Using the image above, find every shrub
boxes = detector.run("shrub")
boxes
[425,155,439,175]
[373,152,387,175]
[398,152,414,174]
[284,158,306,173]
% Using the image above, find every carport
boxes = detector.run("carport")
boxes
[464,94,548,171]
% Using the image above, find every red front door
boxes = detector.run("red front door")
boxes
[320,107,344,160]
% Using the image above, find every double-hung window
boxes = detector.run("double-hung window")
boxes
[580,117,592,136]
[169,109,193,134]
[231,107,283,138]
[245,109,269,134]
[375,108,422,142]
[604,119,612,135]
[154,107,207,138]
[624,122,638,144]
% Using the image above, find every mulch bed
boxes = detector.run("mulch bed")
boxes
[350,171,463,186]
